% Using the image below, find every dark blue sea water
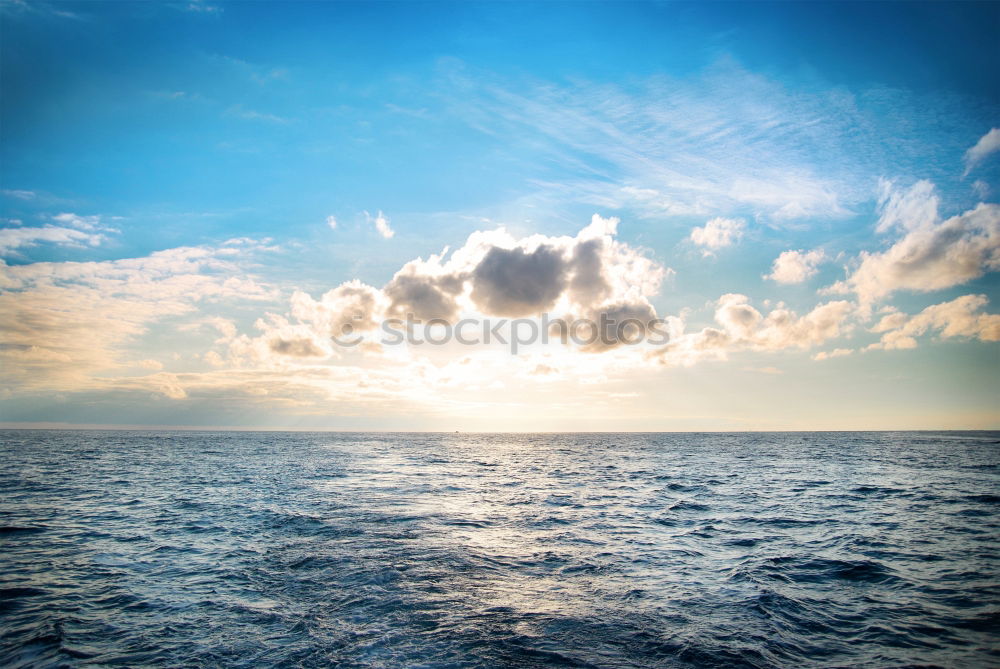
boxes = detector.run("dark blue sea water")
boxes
[1,431,998,668]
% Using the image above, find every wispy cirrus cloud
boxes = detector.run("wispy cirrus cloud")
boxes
[963,128,1000,177]
[225,104,289,124]
[0,0,84,20]
[0,224,104,255]
[181,0,221,14]
[0,212,121,255]
[439,62,920,223]
[2,189,36,200]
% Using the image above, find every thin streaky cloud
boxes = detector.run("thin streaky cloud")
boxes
[963,127,1000,177]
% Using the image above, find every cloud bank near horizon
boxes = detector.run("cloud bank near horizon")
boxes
[3,174,998,425]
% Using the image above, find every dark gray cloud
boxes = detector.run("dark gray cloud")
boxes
[269,337,324,357]
[581,301,659,351]
[568,238,610,307]
[470,244,568,317]
[384,273,464,320]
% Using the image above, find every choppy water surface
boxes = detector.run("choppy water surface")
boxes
[1,431,998,668]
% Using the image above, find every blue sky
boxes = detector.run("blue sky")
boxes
[1,1,998,429]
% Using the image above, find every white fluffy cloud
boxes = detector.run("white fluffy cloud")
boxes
[869,294,1000,350]
[651,293,854,366]
[828,180,1000,304]
[765,249,826,284]
[964,128,1000,177]
[716,294,854,351]
[162,215,868,410]
[380,215,664,325]
[689,217,745,253]
[242,214,669,363]
[365,210,395,239]
[4,206,993,418]
[326,215,337,230]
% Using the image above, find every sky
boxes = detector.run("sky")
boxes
[1,0,998,431]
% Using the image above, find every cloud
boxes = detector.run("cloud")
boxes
[347,214,661,342]
[326,215,337,230]
[52,212,104,231]
[0,1,83,20]
[2,189,36,200]
[291,280,386,335]
[0,242,278,393]
[718,294,854,351]
[868,294,1000,350]
[364,210,395,239]
[222,214,669,372]
[203,350,225,367]
[12,207,989,418]
[269,336,326,358]
[963,128,1000,177]
[183,0,221,13]
[765,249,826,284]
[471,244,568,317]
[150,90,189,101]
[812,348,853,361]
[384,270,462,320]
[689,217,744,253]
[0,225,106,255]
[652,293,854,366]
[226,105,288,124]
[873,178,938,234]
[827,180,1000,305]
[385,214,663,324]
[443,63,874,222]
[582,300,660,352]
[0,212,121,255]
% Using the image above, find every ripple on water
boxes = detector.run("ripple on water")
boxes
[1,429,998,667]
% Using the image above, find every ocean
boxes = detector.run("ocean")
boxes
[1,430,998,668]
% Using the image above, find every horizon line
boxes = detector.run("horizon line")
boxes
[1,423,998,434]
